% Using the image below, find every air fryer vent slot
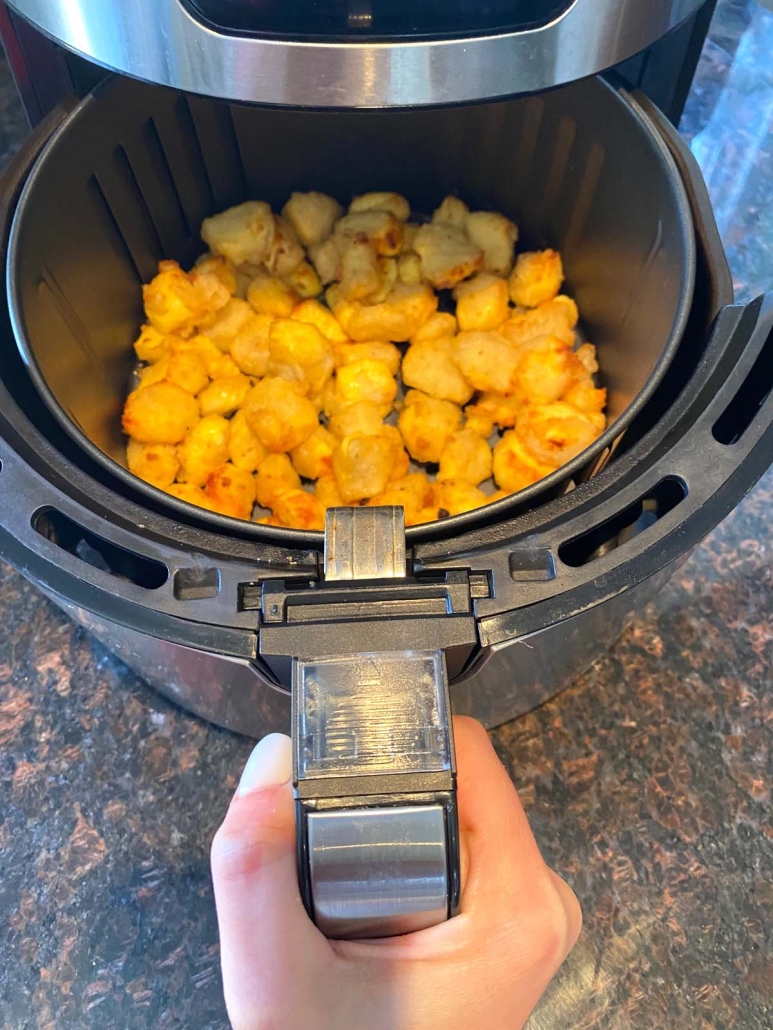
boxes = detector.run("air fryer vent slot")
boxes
[509,547,556,581]
[713,321,773,445]
[173,566,221,600]
[558,478,686,568]
[33,508,168,589]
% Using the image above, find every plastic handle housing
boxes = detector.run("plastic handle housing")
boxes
[293,508,460,939]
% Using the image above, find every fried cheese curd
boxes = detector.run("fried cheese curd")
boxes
[121,192,606,527]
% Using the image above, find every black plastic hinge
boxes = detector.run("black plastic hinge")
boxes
[255,568,480,686]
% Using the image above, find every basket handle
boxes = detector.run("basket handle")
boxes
[293,508,461,939]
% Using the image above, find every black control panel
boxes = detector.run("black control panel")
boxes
[183,0,573,41]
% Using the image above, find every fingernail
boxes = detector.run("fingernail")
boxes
[237,733,292,797]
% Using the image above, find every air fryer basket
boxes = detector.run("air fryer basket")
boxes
[7,74,695,542]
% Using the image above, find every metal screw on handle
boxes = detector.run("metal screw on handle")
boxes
[292,507,461,939]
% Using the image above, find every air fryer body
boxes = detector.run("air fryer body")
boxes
[0,0,772,742]
[41,561,682,736]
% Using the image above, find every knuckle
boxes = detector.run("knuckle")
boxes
[210,824,277,883]
[532,883,572,969]
[210,789,293,883]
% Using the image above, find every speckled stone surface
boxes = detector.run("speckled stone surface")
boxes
[1,2,772,1028]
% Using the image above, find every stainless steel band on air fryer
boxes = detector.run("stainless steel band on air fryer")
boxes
[6,0,708,107]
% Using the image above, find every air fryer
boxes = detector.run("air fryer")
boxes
[0,0,770,938]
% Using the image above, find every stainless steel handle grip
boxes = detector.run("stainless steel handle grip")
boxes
[293,509,460,939]
[307,804,451,939]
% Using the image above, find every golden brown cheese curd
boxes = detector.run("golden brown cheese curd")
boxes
[463,405,495,439]
[246,273,299,318]
[201,201,275,266]
[165,482,217,511]
[453,274,510,332]
[465,392,522,433]
[315,473,345,508]
[397,252,422,286]
[189,268,234,315]
[502,295,578,348]
[514,335,582,406]
[438,429,493,486]
[431,196,470,229]
[563,380,607,415]
[465,211,518,277]
[136,360,169,389]
[193,335,243,379]
[335,210,404,257]
[228,409,268,473]
[268,319,335,395]
[206,463,256,520]
[398,391,462,464]
[328,400,385,440]
[515,402,605,467]
[244,377,318,453]
[413,223,484,290]
[192,253,238,295]
[291,298,349,343]
[165,349,209,396]
[123,381,199,445]
[368,256,399,305]
[381,425,411,482]
[308,237,342,286]
[453,330,521,395]
[334,341,401,376]
[410,311,458,345]
[368,472,436,527]
[177,414,231,487]
[203,298,270,359]
[493,431,558,494]
[198,374,251,418]
[330,358,397,415]
[264,215,306,278]
[273,489,326,531]
[143,261,219,337]
[255,453,302,509]
[285,260,322,299]
[126,440,180,489]
[282,192,343,247]
[333,432,395,503]
[349,192,411,222]
[134,324,169,364]
[508,249,564,308]
[338,238,384,302]
[435,479,489,516]
[290,425,337,480]
[401,337,474,406]
[227,315,272,377]
[328,282,438,343]
[575,342,599,375]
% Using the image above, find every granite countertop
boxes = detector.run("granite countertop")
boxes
[1,2,772,1028]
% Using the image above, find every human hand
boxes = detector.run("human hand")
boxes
[211,716,581,1030]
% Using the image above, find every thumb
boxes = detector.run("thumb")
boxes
[211,734,326,1019]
